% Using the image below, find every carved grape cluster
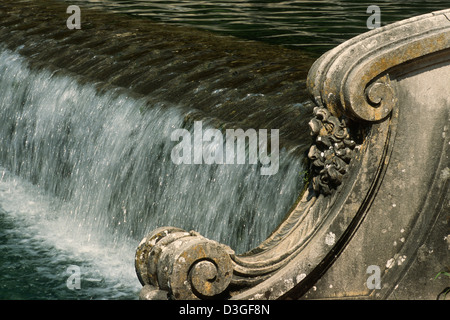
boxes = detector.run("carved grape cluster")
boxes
[135,226,234,300]
[308,107,356,195]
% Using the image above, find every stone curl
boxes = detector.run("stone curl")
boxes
[135,226,234,300]
[308,107,356,195]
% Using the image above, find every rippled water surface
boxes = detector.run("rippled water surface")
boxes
[68,0,450,55]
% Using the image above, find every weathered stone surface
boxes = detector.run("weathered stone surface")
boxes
[307,9,450,122]
[139,285,169,300]
[135,9,449,300]
[303,57,450,300]
[136,227,234,299]
[2,0,447,300]
[300,11,450,300]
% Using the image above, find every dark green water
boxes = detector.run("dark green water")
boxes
[67,0,450,56]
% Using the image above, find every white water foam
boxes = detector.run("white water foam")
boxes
[0,47,305,298]
[0,166,142,298]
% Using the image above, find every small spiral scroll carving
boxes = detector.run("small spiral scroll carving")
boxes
[356,74,396,121]
[135,227,234,300]
[308,107,357,195]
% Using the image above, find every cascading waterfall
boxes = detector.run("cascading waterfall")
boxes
[0,47,307,298]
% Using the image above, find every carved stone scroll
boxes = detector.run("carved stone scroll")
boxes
[307,9,450,122]
[136,9,450,300]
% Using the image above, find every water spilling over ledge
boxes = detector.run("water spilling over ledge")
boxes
[0,44,310,252]
[0,0,316,299]
[0,0,316,149]
[0,0,448,301]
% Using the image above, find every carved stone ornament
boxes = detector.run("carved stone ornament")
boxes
[135,227,234,300]
[308,107,356,195]
[136,9,450,300]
